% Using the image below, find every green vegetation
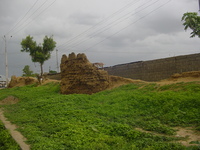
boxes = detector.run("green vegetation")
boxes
[21,35,56,76]
[182,12,200,38]
[0,82,200,149]
[49,70,57,74]
[0,120,21,150]
[22,65,36,77]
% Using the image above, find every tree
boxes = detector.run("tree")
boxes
[21,35,56,76]
[22,65,34,77]
[182,12,200,38]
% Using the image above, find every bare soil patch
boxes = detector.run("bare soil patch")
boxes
[108,71,200,89]
[157,71,200,85]
[0,96,19,105]
[108,75,145,89]
[175,127,200,146]
[135,127,200,147]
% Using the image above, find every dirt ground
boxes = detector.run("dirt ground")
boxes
[175,127,200,146]
[103,71,200,89]
[157,71,200,85]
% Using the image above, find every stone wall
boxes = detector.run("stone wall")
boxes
[104,53,200,81]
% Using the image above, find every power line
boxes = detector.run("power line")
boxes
[6,0,39,36]
[12,0,57,36]
[65,0,155,49]
[59,0,161,51]
[57,0,143,48]
[7,0,56,36]
[89,0,157,38]
[11,0,49,35]
[79,0,172,53]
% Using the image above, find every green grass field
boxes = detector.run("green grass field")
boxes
[0,120,21,150]
[0,82,200,150]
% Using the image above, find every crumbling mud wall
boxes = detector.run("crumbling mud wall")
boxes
[8,76,38,88]
[60,52,110,94]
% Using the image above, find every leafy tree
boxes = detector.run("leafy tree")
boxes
[21,35,56,76]
[22,65,34,77]
[182,12,200,38]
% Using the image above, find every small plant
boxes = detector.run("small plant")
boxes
[22,65,36,77]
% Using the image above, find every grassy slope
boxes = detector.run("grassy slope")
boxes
[0,82,200,150]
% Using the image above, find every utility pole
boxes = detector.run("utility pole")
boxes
[56,49,59,73]
[199,0,200,12]
[3,35,9,87]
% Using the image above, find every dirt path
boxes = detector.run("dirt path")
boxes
[136,127,200,146]
[175,127,200,146]
[0,108,30,150]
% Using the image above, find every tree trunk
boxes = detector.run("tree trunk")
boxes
[40,63,43,76]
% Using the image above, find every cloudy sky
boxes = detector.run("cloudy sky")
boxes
[0,0,199,77]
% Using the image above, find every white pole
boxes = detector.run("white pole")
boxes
[199,0,200,12]
[56,49,59,73]
[3,35,9,87]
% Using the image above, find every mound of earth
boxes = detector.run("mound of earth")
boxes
[171,71,200,78]
[108,75,145,89]
[8,76,38,88]
[158,71,200,85]
[0,96,19,105]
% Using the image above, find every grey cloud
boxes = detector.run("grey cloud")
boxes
[69,12,100,26]
[0,0,200,77]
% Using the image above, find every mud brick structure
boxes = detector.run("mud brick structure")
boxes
[60,52,110,94]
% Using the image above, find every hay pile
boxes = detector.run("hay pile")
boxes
[8,76,38,88]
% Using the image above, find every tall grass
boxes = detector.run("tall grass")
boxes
[0,82,200,150]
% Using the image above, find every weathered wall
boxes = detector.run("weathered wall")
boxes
[104,53,200,81]
[60,52,110,94]
[46,73,61,80]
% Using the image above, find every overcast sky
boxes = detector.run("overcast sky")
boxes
[0,0,199,77]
